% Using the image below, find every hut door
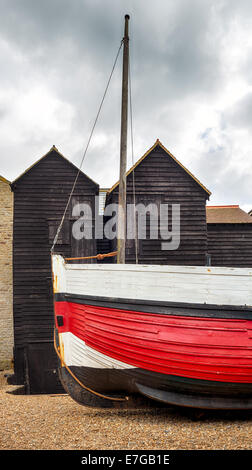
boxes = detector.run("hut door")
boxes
[24,342,64,394]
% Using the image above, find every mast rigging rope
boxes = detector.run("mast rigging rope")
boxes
[53,329,128,402]
[51,39,124,252]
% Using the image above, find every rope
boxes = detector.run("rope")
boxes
[65,251,117,261]
[129,51,138,264]
[51,39,124,253]
[53,329,128,402]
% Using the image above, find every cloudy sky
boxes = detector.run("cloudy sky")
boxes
[0,0,252,210]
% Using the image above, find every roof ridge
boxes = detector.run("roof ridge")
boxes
[207,205,239,209]
[0,175,11,184]
[12,146,99,188]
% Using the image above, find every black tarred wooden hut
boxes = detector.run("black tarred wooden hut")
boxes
[105,139,211,265]
[206,205,252,267]
[9,146,99,393]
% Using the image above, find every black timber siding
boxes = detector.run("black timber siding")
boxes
[11,149,99,393]
[207,223,252,267]
[105,144,209,265]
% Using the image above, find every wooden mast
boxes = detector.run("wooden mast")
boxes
[117,14,130,264]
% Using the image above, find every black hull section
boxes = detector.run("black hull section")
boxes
[57,364,252,410]
[55,292,252,320]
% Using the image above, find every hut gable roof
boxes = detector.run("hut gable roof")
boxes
[107,139,211,196]
[206,205,252,224]
[12,145,99,188]
[0,176,11,185]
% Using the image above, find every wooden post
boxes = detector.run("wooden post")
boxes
[117,14,130,264]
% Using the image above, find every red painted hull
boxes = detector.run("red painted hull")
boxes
[54,300,252,384]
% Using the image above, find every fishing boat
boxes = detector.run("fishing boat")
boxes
[52,15,252,409]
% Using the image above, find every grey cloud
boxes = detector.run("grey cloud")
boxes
[0,0,225,103]
[224,93,252,130]
[212,168,252,207]
[195,125,252,206]
[0,0,251,209]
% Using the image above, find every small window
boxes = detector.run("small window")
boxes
[48,219,70,245]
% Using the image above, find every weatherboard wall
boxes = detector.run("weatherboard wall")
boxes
[106,144,210,265]
[11,148,99,393]
[207,223,252,267]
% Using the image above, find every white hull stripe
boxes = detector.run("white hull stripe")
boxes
[60,331,136,370]
[52,255,252,307]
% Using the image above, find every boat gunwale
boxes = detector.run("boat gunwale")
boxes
[62,261,252,276]
[54,292,252,315]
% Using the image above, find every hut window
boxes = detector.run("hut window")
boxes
[48,219,70,245]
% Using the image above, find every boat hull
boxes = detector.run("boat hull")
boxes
[54,294,252,409]
[57,364,252,410]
